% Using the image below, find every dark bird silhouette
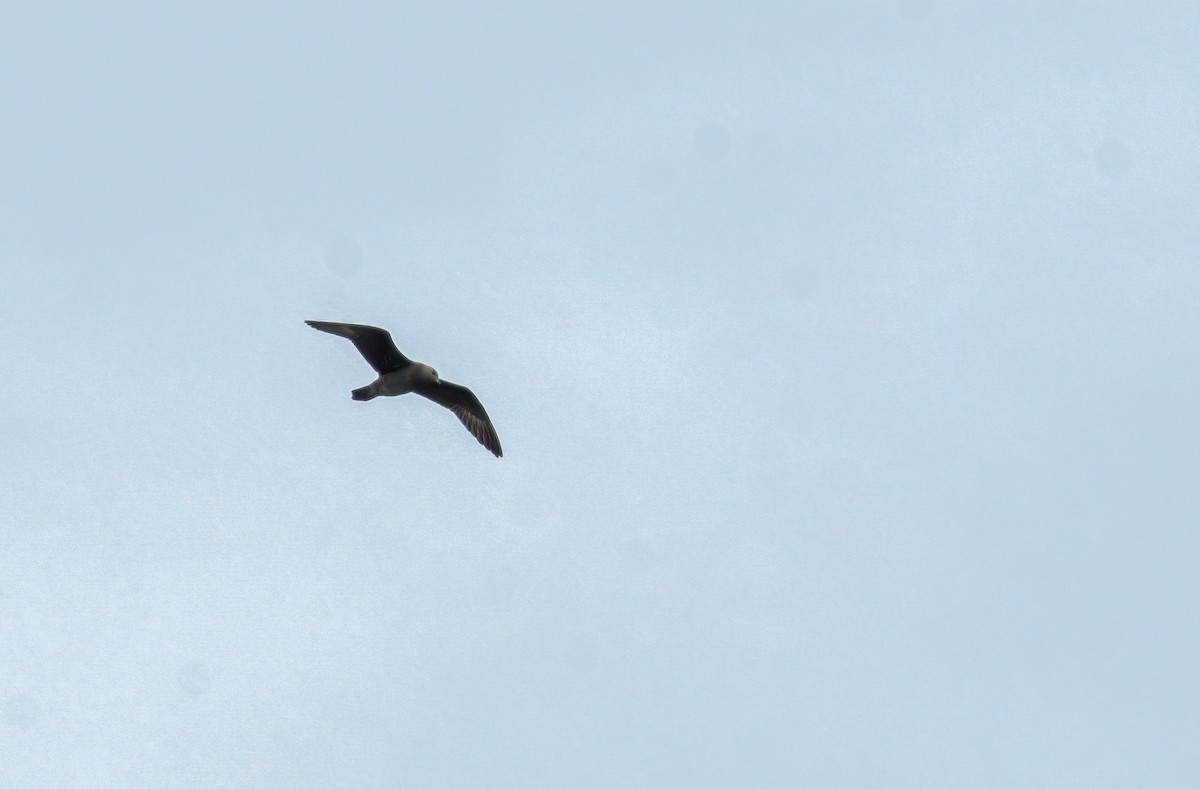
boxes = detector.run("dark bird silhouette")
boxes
[306,320,503,458]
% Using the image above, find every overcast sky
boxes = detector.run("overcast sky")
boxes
[2,2,1198,787]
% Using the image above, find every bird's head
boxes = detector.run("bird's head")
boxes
[430,368,440,384]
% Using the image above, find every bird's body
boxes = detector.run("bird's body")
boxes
[353,363,438,400]
[306,320,503,457]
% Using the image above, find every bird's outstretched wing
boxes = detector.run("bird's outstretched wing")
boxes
[305,321,411,373]
[414,380,503,458]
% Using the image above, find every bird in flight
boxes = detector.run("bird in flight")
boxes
[306,320,503,457]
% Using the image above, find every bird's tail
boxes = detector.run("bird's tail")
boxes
[351,386,376,401]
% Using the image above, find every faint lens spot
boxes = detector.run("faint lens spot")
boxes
[781,266,819,302]
[896,0,935,20]
[324,238,363,277]
[1093,139,1131,179]
[693,123,731,161]
[4,694,39,728]
[177,660,211,697]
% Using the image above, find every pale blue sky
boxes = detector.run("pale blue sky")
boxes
[2,2,1198,786]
